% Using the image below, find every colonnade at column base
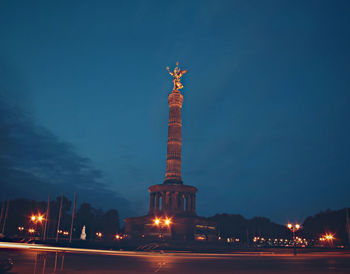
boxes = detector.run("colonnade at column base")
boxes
[148,183,197,216]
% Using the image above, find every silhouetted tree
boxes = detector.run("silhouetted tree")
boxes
[303,208,350,245]
[1,197,122,242]
[102,209,120,239]
[208,214,289,243]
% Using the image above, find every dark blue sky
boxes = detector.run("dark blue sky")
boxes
[0,0,349,223]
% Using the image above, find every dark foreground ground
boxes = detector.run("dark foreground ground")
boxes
[0,243,350,273]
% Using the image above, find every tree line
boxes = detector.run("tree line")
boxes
[209,208,350,246]
[1,196,348,246]
[0,196,120,241]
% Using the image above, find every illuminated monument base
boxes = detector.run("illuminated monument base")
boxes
[124,183,216,241]
[124,63,216,241]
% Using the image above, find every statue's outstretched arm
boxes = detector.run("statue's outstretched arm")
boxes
[166,66,173,76]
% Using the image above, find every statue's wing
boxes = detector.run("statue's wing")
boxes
[179,69,188,77]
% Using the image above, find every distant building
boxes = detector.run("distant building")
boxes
[124,63,216,241]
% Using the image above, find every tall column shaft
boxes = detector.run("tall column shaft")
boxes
[164,91,183,184]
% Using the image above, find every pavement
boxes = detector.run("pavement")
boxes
[1,242,350,273]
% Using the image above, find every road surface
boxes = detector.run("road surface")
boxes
[1,242,349,273]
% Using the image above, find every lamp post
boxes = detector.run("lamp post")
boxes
[30,214,44,239]
[153,217,172,239]
[321,233,335,247]
[287,223,300,255]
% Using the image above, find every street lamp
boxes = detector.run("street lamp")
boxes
[29,214,45,239]
[165,218,171,226]
[37,215,44,222]
[321,233,335,247]
[153,217,172,238]
[30,214,44,224]
[154,218,160,226]
[287,223,301,255]
[96,232,103,239]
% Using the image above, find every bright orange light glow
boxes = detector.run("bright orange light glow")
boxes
[96,232,102,238]
[31,215,36,221]
[295,224,300,230]
[63,231,69,236]
[38,215,43,222]
[287,223,292,229]
[154,218,160,225]
[165,218,171,225]
[28,228,35,233]
[196,235,206,241]
[115,234,120,239]
[18,226,24,231]
[325,234,334,240]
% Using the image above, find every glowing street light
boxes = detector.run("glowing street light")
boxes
[325,234,334,240]
[30,214,44,223]
[287,223,301,233]
[287,223,301,255]
[321,233,335,247]
[96,232,103,238]
[165,218,171,226]
[115,234,124,240]
[152,217,172,239]
[154,218,160,226]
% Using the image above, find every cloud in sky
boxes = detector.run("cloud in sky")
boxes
[0,61,133,218]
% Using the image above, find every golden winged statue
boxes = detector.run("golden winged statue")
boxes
[166,61,188,91]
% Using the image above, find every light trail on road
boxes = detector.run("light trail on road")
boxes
[1,242,350,273]
[0,241,349,259]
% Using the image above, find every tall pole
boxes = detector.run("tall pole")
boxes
[1,199,10,234]
[346,208,350,245]
[0,201,5,229]
[69,193,77,243]
[292,228,296,256]
[43,193,50,241]
[288,223,299,256]
[56,195,63,242]
[246,228,250,248]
